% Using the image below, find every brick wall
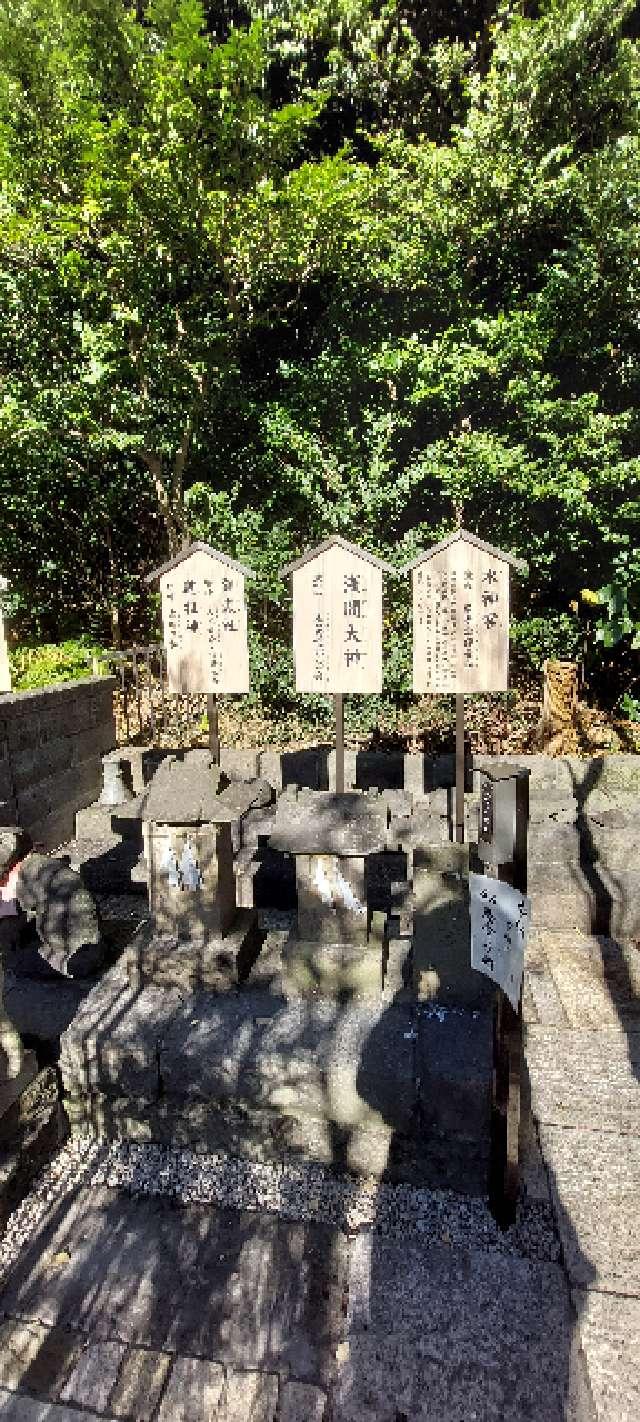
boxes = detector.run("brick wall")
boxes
[0,678,116,849]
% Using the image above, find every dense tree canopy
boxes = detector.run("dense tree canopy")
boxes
[0,0,638,705]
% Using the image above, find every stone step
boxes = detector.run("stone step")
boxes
[60,965,494,1189]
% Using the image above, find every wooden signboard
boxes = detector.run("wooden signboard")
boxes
[0,577,11,694]
[280,536,392,695]
[145,542,255,695]
[407,531,526,695]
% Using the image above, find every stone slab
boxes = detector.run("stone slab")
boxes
[222,1369,279,1421]
[0,1187,347,1380]
[59,971,181,1100]
[417,1008,492,1141]
[526,1026,640,1132]
[159,994,417,1134]
[539,1122,640,1293]
[59,1339,126,1412]
[282,937,383,999]
[573,1287,640,1422]
[156,1356,225,1420]
[0,1388,114,1420]
[412,845,492,1008]
[108,1345,171,1420]
[336,1232,594,1421]
[0,1317,82,1399]
[530,934,640,1028]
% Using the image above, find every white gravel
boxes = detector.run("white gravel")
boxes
[0,1133,559,1288]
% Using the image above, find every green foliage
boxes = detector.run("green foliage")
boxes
[0,0,638,710]
[10,639,104,690]
[593,580,640,648]
[510,614,584,670]
[619,693,640,722]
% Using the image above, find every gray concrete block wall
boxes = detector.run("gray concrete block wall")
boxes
[0,678,116,849]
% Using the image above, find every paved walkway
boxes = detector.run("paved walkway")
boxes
[524,928,640,1421]
[0,926,637,1419]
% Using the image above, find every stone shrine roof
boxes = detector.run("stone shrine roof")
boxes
[140,751,226,824]
[269,792,387,856]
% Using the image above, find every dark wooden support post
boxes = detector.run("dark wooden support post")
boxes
[487,765,530,1230]
[207,693,220,764]
[334,693,345,794]
[455,693,465,843]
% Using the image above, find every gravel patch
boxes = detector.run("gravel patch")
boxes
[0,1135,559,1289]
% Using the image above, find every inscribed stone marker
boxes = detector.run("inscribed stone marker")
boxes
[145,542,255,695]
[407,530,526,695]
[280,536,393,694]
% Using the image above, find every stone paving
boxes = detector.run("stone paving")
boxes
[0,927,637,1418]
[523,927,640,1422]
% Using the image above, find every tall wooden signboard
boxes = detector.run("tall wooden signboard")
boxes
[145,542,255,760]
[0,578,11,694]
[405,530,526,839]
[280,537,393,790]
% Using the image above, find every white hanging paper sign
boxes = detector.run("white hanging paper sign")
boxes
[469,872,531,1010]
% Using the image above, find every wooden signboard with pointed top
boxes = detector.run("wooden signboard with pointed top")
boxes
[280,537,394,792]
[145,542,255,696]
[407,531,526,697]
[280,536,393,696]
[0,577,11,694]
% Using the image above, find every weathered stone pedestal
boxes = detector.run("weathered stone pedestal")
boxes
[413,843,491,1007]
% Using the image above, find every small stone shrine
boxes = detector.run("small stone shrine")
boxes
[128,750,261,990]
[269,791,404,997]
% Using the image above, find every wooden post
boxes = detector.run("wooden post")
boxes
[488,767,529,1229]
[207,693,220,764]
[334,693,345,794]
[455,693,465,844]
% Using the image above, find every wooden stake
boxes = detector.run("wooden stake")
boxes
[455,693,465,843]
[334,693,345,793]
[207,692,220,764]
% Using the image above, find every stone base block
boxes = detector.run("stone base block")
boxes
[124,911,263,992]
[412,845,492,1008]
[282,937,383,1000]
[64,1090,426,1181]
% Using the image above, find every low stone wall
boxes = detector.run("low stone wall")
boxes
[218,746,640,798]
[0,678,116,849]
